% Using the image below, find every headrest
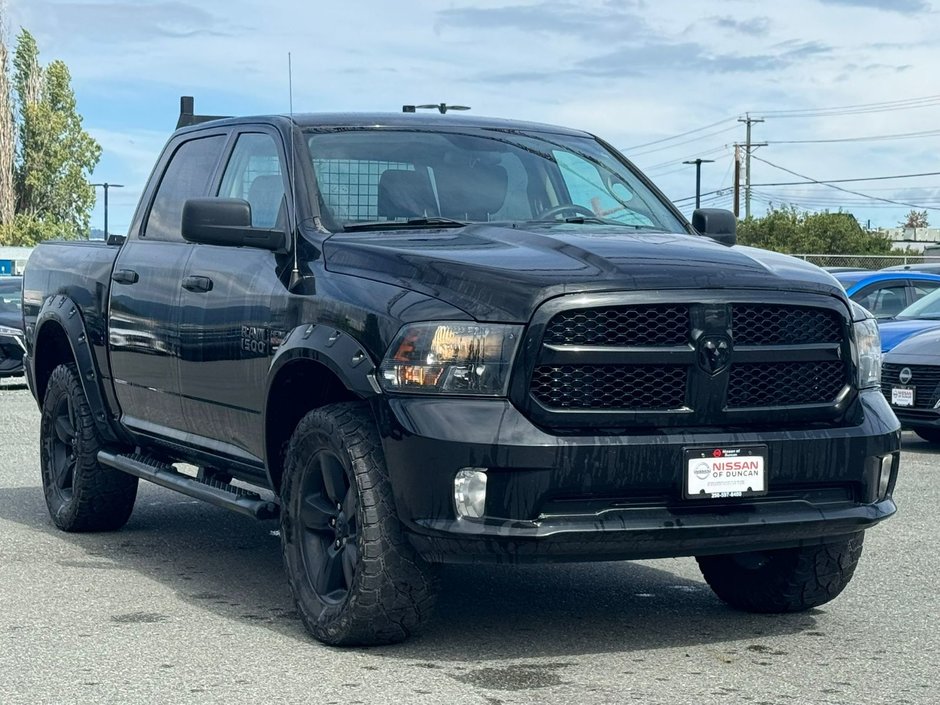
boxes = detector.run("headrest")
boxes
[377,169,438,219]
[437,163,508,220]
[247,175,285,227]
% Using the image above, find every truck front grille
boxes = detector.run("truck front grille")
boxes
[543,304,689,346]
[731,304,842,345]
[727,360,846,408]
[524,296,851,429]
[531,364,687,410]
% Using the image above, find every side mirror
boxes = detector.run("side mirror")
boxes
[692,208,737,247]
[181,198,287,251]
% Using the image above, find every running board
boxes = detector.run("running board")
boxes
[98,451,279,520]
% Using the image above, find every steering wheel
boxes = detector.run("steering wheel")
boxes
[537,203,597,220]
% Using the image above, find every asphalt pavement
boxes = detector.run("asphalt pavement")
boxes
[0,376,937,705]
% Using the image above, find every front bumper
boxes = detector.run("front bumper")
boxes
[376,390,900,564]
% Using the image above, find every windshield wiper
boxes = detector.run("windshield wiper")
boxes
[535,216,666,230]
[343,217,468,232]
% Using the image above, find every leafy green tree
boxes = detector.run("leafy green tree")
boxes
[737,206,896,255]
[0,29,100,245]
[0,38,14,225]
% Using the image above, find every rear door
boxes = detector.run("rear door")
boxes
[109,130,227,437]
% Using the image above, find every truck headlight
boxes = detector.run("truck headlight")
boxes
[379,322,522,395]
[852,315,881,390]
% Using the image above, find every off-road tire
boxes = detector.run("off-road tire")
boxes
[280,402,439,646]
[913,427,940,444]
[40,363,138,532]
[696,533,865,613]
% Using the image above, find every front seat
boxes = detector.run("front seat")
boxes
[377,169,439,219]
[246,174,285,228]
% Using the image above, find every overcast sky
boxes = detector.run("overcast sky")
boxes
[5,0,940,233]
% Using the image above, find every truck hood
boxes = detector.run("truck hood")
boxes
[322,224,847,321]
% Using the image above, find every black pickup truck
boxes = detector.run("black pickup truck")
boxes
[22,101,900,645]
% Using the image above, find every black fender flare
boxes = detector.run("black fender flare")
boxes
[262,324,381,481]
[33,295,125,445]
[267,323,381,398]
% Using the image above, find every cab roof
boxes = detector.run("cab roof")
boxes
[176,112,594,139]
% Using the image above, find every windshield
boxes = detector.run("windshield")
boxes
[0,278,21,314]
[305,128,687,233]
[897,286,940,319]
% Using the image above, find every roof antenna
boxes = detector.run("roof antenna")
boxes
[287,51,302,290]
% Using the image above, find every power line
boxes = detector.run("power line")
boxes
[767,128,940,145]
[751,190,937,207]
[624,93,940,163]
[757,94,940,118]
[750,155,940,211]
[643,145,730,172]
[674,188,728,204]
[623,116,738,151]
[751,170,940,187]
[627,124,740,158]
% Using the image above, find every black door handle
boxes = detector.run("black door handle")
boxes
[182,275,213,293]
[111,269,139,285]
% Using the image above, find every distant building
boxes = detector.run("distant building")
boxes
[0,246,34,275]
[877,227,940,253]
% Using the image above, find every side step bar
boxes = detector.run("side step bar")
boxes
[98,451,279,520]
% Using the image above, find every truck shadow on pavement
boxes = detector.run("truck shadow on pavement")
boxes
[0,483,819,661]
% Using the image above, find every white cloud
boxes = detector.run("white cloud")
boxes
[5,0,940,227]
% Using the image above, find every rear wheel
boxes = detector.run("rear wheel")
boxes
[913,427,940,444]
[39,363,138,532]
[696,533,864,613]
[280,402,438,646]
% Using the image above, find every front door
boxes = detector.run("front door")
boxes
[176,130,292,465]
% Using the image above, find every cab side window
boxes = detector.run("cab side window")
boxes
[218,133,286,228]
[144,135,226,241]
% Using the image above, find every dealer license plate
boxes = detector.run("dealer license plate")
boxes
[891,385,914,407]
[683,445,768,500]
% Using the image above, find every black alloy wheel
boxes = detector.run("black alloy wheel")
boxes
[48,392,79,499]
[280,402,438,646]
[39,363,138,532]
[297,449,360,604]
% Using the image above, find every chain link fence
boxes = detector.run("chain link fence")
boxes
[792,254,940,270]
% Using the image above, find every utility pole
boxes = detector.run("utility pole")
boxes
[737,114,767,219]
[682,158,714,209]
[91,183,124,239]
[733,145,741,218]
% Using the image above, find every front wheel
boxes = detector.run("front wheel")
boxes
[696,533,864,613]
[280,402,438,646]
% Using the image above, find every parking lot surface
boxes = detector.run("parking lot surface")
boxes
[0,377,937,705]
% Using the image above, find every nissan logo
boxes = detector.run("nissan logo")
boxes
[899,367,913,384]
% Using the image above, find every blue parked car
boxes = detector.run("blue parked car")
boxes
[831,270,940,321]
[878,286,940,351]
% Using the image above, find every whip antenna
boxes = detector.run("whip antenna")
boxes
[288,52,301,288]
